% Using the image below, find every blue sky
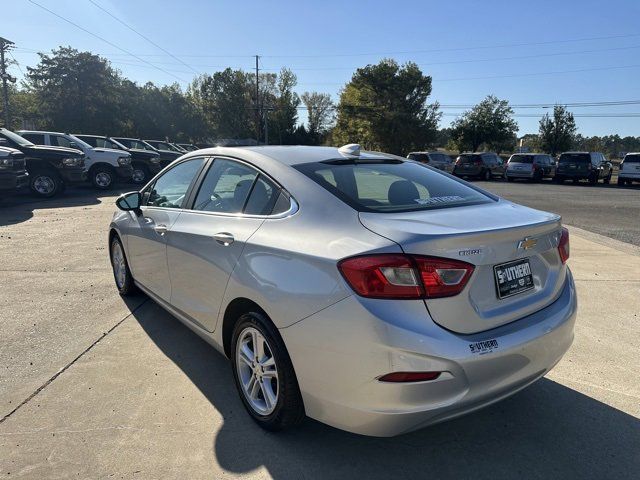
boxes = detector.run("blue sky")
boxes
[5,0,640,136]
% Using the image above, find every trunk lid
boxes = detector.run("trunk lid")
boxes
[359,200,566,334]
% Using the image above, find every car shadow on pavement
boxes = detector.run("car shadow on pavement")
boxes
[0,187,121,226]
[133,301,640,480]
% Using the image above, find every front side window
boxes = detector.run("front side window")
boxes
[144,158,205,208]
[295,160,493,213]
[50,135,74,148]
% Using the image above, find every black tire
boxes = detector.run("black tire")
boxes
[604,172,612,184]
[90,165,116,190]
[617,177,626,186]
[507,176,514,182]
[554,176,564,184]
[30,168,62,198]
[588,172,598,185]
[131,163,150,185]
[482,169,491,181]
[109,236,138,296]
[230,311,305,432]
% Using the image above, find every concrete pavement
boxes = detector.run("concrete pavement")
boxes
[0,192,639,479]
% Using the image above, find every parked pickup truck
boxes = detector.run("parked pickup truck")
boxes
[143,139,182,165]
[18,130,132,190]
[85,136,163,185]
[0,128,85,197]
[0,146,29,196]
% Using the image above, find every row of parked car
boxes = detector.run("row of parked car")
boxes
[0,127,199,198]
[407,151,640,186]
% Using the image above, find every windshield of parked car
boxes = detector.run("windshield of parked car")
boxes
[0,128,34,147]
[509,155,534,164]
[295,160,493,213]
[116,138,155,150]
[559,153,590,163]
[624,154,640,163]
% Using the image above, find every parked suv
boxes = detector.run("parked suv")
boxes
[555,152,612,185]
[617,152,640,186]
[506,153,556,182]
[0,146,29,196]
[18,130,132,190]
[76,135,162,185]
[406,152,454,173]
[453,152,505,180]
[0,128,85,197]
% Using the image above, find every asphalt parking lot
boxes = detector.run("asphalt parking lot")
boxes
[1,185,639,479]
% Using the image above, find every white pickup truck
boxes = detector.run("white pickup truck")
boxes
[17,130,133,189]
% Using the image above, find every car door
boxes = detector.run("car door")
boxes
[125,157,206,301]
[166,157,283,332]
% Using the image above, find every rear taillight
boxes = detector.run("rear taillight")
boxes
[558,227,570,264]
[338,254,474,299]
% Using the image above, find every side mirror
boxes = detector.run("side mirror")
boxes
[116,191,142,214]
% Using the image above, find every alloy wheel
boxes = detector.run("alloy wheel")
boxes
[111,241,127,289]
[132,169,146,183]
[235,327,279,415]
[33,175,56,195]
[95,171,112,188]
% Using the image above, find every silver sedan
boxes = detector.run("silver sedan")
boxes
[109,144,577,437]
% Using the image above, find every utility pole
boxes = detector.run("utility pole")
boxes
[254,55,260,144]
[0,37,16,128]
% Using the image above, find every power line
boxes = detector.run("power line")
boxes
[8,51,26,77]
[26,0,188,84]
[260,33,640,58]
[86,0,200,75]
[260,44,640,71]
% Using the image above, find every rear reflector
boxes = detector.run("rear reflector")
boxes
[378,372,441,383]
[558,227,570,264]
[338,254,474,299]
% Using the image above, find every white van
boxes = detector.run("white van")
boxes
[618,153,640,186]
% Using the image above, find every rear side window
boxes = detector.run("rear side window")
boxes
[295,160,493,213]
[244,175,280,215]
[559,153,590,163]
[193,159,258,213]
[21,133,46,144]
[624,154,640,163]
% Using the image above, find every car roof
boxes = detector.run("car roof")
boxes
[18,130,71,136]
[185,145,403,167]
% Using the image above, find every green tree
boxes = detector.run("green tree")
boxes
[189,68,254,140]
[332,59,439,154]
[300,91,334,144]
[25,47,123,133]
[538,105,577,156]
[451,95,518,153]
[268,68,300,144]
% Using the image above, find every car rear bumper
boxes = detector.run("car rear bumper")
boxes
[506,170,534,178]
[556,170,591,179]
[281,269,577,437]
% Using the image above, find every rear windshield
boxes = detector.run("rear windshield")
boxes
[559,153,590,163]
[294,160,493,213]
[624,154,640,163]
[509,155,534,164]
[457,154,481,164]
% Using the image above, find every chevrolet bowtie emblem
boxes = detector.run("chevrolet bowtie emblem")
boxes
[518,237,538,250]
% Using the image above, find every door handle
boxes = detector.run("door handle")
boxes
[213,232,234,246]
[153,224,168,235]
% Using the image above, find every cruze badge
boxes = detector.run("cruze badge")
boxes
[518,237,538,250]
